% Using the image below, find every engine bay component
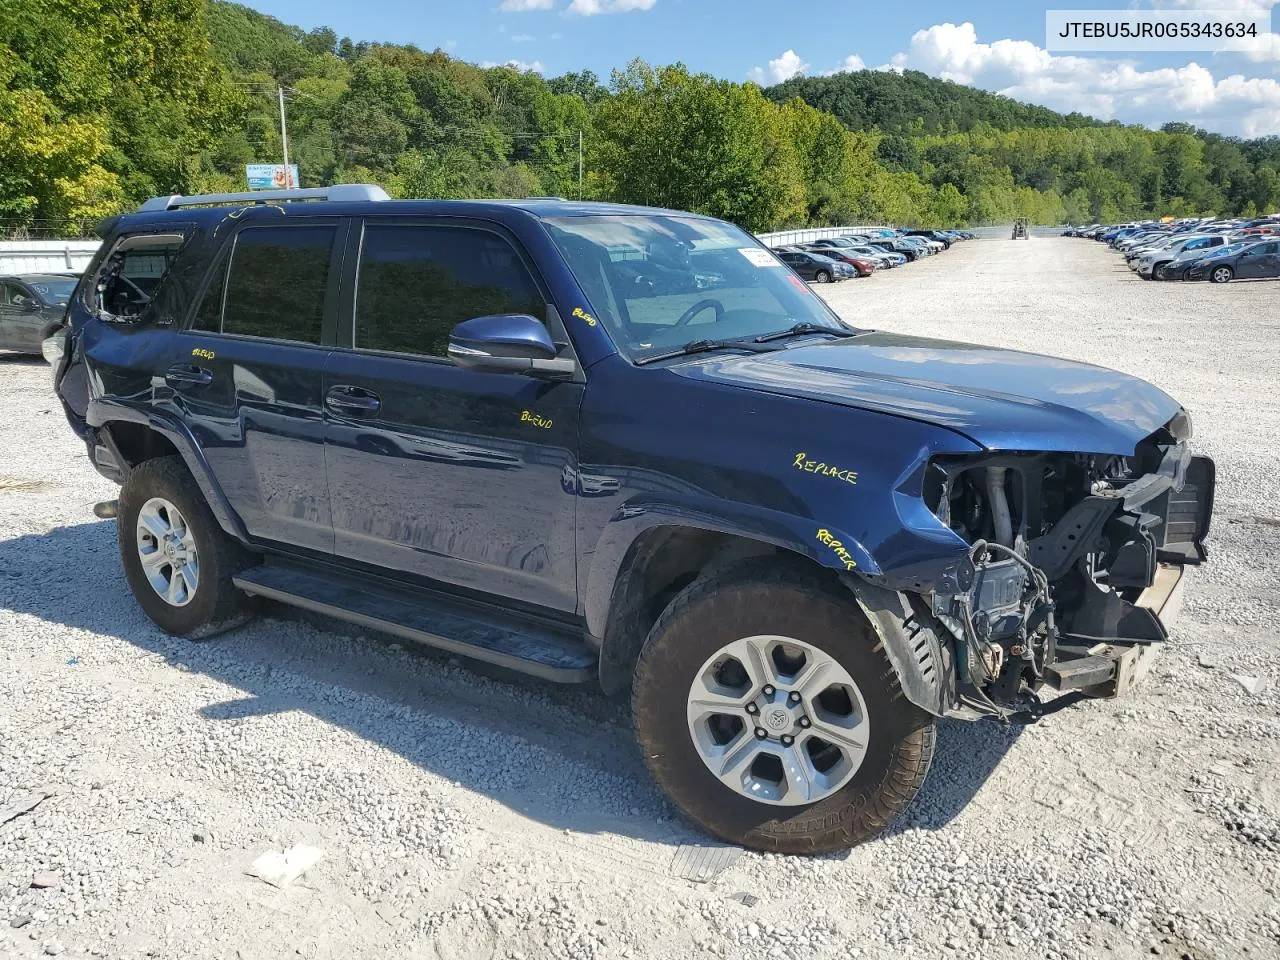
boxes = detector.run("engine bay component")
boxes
[924,428,1213,720]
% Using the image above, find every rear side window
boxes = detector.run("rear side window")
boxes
[219,225,335,343]
[354,224,544,358]
[95,234,185,320]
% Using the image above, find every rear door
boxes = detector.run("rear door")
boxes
[321,218,583,611]
[177,220,346,553]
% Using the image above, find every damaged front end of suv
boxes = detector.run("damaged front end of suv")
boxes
[918,412,1214,721]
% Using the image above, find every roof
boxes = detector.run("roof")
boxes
[115,196,712,232]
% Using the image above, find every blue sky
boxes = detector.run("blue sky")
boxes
[247,0,1280,136]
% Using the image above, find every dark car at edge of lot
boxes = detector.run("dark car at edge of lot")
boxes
[50,186,1215,856]
[0,273,77,354]
[1183,238,1280,283]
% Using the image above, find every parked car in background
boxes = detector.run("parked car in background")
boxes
[845,244,906,268]
[799,247,876,277]
[868,239,921,261]
[1135,235,1227,279]
[774,248,854,282]
[905,229,952,249]
[899,236,939,255]
[0,273,77,354]
[1155,242,1246,280]
[1183,239,1280,283]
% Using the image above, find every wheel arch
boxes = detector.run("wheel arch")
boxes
[91,400,251,546]
[588,507,950,713]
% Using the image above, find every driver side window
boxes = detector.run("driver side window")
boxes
[1,283,27,307]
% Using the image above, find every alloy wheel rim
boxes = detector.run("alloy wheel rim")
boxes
[1213,267,1231,282]
[136,497,199,607]
[686,635,869,806]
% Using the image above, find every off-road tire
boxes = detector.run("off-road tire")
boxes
[632,559,936,854]
[117,455,256,639]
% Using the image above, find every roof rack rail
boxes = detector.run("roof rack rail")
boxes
[136,184,390,213]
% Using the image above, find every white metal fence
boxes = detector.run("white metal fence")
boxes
[0,241,101,275]
[755,225,890,247]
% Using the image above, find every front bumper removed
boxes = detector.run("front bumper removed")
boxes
[1043,452,1213,701]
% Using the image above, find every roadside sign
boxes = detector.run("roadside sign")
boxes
[246,164,300,190]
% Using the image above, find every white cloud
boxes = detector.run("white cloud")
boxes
[746,49,809,85]
[481,58,545,73]
[511,33,536,42]
[888,21,1280,135]
[822,54,866,76]
[566,0,656,14]
[499,0,553,10]
[1232,30,1280,61]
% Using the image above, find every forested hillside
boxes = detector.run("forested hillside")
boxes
[2,0,1278,234]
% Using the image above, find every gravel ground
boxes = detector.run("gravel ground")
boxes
[2,237,1278,960]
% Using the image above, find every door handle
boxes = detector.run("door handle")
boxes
[165,363,213,387]
[325,385,381,414]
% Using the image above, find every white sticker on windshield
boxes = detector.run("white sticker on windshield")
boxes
[739,247,781,267]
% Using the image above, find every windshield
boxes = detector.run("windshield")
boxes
[1201,242,1249,259]
[29,278,77,304]
[545,215,847,363]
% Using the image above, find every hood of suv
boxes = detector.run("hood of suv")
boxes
[672,332,1181,455]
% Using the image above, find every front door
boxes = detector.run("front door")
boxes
[176,220,346,553]
[0,281,42,352]
[322,219,582,612]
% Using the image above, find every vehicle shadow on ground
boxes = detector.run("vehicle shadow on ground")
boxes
[0,353,45,365]
[0,520,1021,847]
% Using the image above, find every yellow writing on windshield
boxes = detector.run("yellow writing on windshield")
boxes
[572,306,598,327]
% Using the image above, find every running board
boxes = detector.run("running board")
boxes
[233,563,597,684]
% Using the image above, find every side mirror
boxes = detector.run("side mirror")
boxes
[447,314,575,376]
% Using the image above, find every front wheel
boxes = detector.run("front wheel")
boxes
[814,270,831,284]
[118,456,257,638]
[1211,265,1234,284]
[632,561,936,854]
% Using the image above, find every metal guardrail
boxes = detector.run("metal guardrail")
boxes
[755,225,891,247]
[0,241,101,274]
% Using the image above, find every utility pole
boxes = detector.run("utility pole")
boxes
[278,86,292,188]
[578,129,584,200]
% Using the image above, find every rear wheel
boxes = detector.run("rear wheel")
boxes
[118,456,257,638]
[632,561,935,854]
[1211,265,1234,284]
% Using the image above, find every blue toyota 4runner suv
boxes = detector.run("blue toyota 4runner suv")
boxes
[53,186,1214,854]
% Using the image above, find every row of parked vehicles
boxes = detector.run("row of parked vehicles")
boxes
[770,228,975,283]
[1063,216,1280,283]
